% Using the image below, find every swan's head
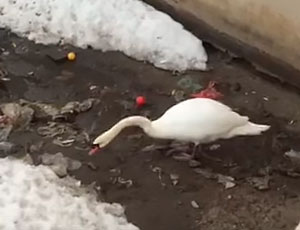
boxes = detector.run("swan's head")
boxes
[88,132,112,155]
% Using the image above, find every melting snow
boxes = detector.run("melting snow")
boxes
[0,157,139,230]
[0,0,207,72]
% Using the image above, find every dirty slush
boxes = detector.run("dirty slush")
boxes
[0,29,300,230]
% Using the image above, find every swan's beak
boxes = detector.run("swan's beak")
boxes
[88,145,100,155]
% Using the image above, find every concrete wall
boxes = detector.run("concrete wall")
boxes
[144,0,300,87]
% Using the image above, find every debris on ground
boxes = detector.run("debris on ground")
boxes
[172,152,192,161]
[191,81,223,100]
[19,98,98,121]
[171,89,186,102]
[177,76,203,93]
[0,141,18,155]
[112,177,133,188]
[209,144,221,151]
[191,200,200,209]
[217,174,236,189]
[141,144,168,153]
[39,152,82,177]
[194,168,236,189]
[285,149,300,168]
[37,122,90,149]
[151,166,166,187]
[247,176,270,191]
[19,99,59,120]
[0,102,34,130]
[56,98,97,120]
[170,173,179,186]
[0,63,9,81]
[86,162,98,171]
[188,159,201,168]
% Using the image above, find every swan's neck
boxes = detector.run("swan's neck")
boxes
[99,116,158,146]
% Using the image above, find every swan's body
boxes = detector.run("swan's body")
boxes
[90,98,270,155]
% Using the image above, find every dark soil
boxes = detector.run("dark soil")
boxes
[0,28,300,230]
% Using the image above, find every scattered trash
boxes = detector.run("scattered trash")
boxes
[263,97,269,101]
[171,89,185,102]
[217,175,236,189]
[170,173,179,186]
[141,144,168,152]
[52,138,75,147]
[112,177,133,188]
[67,52,76,61]
[19,98,98,122]
[191,81,223,100]
[172,152,192,162]
[151,166,166,187]
[0,102,34,130]
[37,122,90,148]
[247,176,270,191]
[0,141,18,155]
[55,98,97,121]
[0,63,9,81]
[87,162,98,171]
[39,152,82,177]
[188,159,201,168]
[209,144,221,151]
[136,96,146,107]
[191,200,200,209]
[285,149,300,166]
[177,76,203,93]
[194,168,236,189]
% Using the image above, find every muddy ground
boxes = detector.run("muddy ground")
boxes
[0,28,300,230]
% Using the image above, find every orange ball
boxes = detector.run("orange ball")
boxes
[67,52,76,61]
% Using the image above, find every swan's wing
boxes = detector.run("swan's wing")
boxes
[152,98,248,140]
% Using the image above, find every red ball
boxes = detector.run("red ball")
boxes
[136,96,146,107]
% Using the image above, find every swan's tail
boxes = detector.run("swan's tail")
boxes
[229,122,270,137]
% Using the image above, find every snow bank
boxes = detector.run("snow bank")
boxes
[0,0,208,72]
[0,157,139,230]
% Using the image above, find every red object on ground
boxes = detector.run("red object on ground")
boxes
[88,146,100,155]
[136,96,146,107]
[191,81,223,100]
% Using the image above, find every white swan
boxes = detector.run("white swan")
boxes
[89,98,270,156]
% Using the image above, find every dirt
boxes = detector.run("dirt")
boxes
[0,28,300,230]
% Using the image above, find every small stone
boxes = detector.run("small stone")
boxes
[191,200,200,209]
[247,176,270,191]
[188,160,201,168]
[87,162,98,171]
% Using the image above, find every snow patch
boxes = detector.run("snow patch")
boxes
[0,0,207,72]
[296,222,300,230]
[0,157,139,230]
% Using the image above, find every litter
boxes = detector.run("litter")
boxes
[39,152,82,177]
[191,81,223,100]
